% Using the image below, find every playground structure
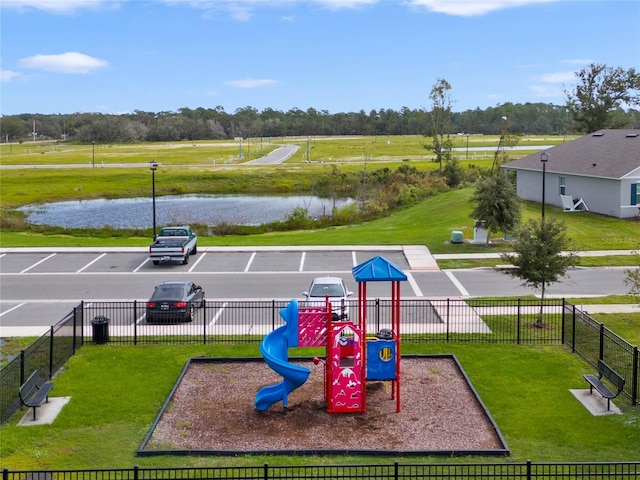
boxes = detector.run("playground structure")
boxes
[255,256,407,414]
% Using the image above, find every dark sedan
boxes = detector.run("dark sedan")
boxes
[146,281,205,324]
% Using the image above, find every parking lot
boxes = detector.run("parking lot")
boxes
[0,246,632,335]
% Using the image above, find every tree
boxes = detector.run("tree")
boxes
[501,218,576,326]
[491,115,519,174]
[443,156,463,187]
[565,63,640,133]
[0,116,30,141]
[470,173,522,246]
[624,251,640,306]
[426,78,454,173]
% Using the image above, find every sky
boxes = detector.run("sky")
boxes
[1,0,639,116]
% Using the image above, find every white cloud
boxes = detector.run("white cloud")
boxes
[1,0,117,14]
[226,78,279,88]
[529,68,576,99]
[529,84,564,99]
[562,58,593,65]
[0,70,22,82]
[406,0,558,17]
[6,0,558,18]
[226,3,254,21]
[160,0,378,21]
[18,52,108,73]
[539,71,575,83]
[314,0,379,9]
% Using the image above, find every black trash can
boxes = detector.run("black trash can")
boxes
[91,316,110,344]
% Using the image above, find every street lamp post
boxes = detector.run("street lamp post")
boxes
[92,141,95,168]
[540,151,548,221]
[150,161,158,239]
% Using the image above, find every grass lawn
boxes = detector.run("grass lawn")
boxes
[588,312,640,345]
[1,343,639,469]
[0,135,579,167]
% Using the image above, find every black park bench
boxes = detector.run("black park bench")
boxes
[583,360,625,411]
[19,370,54,421]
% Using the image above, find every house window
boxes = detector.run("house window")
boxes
[559,177,566,195]
[632,184,639,206]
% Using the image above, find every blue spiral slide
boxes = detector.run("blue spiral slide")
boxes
[255,300,311,411]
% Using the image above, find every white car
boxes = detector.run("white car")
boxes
[303,276,353,321]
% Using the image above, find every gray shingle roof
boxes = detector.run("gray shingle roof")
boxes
[501,129,640,179]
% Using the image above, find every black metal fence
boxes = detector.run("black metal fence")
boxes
[0,305,83,425]
[563,303,639,410]
[3,461,640,480]
[78,298,566,345]
[1,298,638,428]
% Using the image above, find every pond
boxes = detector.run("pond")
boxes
[18,194,353,229]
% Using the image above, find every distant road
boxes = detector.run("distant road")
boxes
[2,144,556,169]
[0,144,301,169]
[242,144,300,165]
[451,145,553,152]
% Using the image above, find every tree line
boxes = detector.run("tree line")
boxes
[2,63,638,144]
[2,102,638,144]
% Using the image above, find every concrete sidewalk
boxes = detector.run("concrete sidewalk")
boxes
[432,249,638,260]
[570,304,639,314]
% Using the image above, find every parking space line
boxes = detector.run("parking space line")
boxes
[133,257,150,272]
[444,270,470,297]
[0,303,26,317]
[208,302,228,326]
[405,272,423,297]
[244,252,256,272]
[299,252,306,272]
[20,253,56,273]
[77,253,107,273]
[352,251,358,267]
[188,252,206,272]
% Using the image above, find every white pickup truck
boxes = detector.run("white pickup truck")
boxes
[149,226,198,265]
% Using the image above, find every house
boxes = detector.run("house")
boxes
[501,129,640,219]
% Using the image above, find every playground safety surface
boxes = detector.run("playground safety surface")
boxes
[141,355,508,456]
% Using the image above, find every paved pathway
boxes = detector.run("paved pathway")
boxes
[242,144,299,165]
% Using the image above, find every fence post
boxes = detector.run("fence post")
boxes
[446,298,450,342]
[203,299,207,345]
[599,323,605,361]
[394,460,399,480]
[134,300,138,346]
[272,300,276,330]
[633,346,638,406]
[49,325,54,379]
[526,459,532,480]
[375,298,380,332]
[79,300,84,348]
[571,304,576,353]
[133,465,139,480]
[517,298,521,345]
[3,467,8,480]
[20,350,25,385]
[72,304,78,353]
[263,462,269,480]
[560,298,566,345]
[80,300,85,347]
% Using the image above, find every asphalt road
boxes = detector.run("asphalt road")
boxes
[242,144,299,164]
[0,247,631,333]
